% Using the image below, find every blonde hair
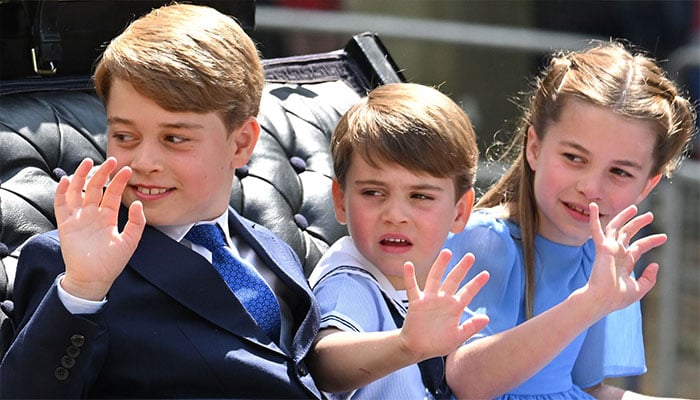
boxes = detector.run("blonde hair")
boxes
[480,41,697,318]
[93,3,264,130]
[332,82,479,200]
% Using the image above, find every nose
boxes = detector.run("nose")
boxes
[129,140,164,174]
[380,196,409,225]
[575,173,604,201]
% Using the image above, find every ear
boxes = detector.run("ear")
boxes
[331,178,348,225]
[525,126,540,172]
[636,173,662,204]
[229,116,261,168]
[450,187,474,233]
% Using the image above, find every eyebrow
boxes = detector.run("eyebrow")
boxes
[561,140,644,170]
[107,116,205,130]
[353,179,446,192]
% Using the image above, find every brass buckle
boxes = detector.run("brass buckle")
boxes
[31,47,57,75]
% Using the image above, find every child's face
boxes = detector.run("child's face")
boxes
[526,98,661,246]
[333,154,473,289]
[105,79,259,226]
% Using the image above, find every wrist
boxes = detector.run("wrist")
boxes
[567,285,609,324]
[397,327,431,364]
[60,274,110,301]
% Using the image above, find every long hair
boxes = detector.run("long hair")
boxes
[479,40,697,319]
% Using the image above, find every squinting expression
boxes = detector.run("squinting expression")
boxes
[333,154,472,289]
[106,79,256,226]
[526,98,661,246]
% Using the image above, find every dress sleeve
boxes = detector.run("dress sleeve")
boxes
[572,300,647,388]
[444,213,524,337]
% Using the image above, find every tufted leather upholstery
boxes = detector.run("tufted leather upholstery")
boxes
[0,33,405,354]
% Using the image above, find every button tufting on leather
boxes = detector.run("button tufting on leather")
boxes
[289,156,306,173]
[235,165,249,178]
[52,167,68,181]
[293,214,309,230]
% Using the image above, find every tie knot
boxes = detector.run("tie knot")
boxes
[185,224,226,252]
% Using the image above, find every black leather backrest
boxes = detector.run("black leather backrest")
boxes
[0,33,404,294]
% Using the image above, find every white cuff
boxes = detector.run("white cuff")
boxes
[56,273,107,314]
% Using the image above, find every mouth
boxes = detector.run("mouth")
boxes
[379,236,412,247]
[132,185,172,198]
[564,201,590,216]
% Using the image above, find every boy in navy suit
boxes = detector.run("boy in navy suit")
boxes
[0,4,322,398]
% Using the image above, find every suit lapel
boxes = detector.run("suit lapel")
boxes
[121,209,279,351]
[228,211,320,359]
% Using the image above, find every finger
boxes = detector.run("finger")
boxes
[84,158,118,205]
[635,263,659,297]
[441,252,475,295]
[627,233,668,264]
[618,212,655,247]
[456,270,489,307]
[65,158,94,206]
[403,261,420,303]
[101,166,132,211]
[458,314,489,341]
[54,175,72,223]
[424,249,452,293]
[588,202,605,244]
[122,200,146,249]
[604,204,638,235]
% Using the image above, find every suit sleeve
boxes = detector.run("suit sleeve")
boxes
[0,233,109,398]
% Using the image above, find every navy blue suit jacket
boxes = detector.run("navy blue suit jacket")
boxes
[0,207,322,398]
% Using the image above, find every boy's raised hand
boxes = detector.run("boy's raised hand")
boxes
[54,157,146,301]
[586,202,667,315]
[401,249,489,362]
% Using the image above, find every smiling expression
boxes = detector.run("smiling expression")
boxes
[333,154,473,289]
[526,98,661,245]
[105,79,258,226]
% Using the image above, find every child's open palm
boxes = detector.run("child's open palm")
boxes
[586,202,667,316]
[54,157,146,301]
[401,249,490,362]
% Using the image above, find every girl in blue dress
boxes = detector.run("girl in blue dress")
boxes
[444,41,697,399]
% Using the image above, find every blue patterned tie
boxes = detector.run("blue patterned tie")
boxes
[185,224,281,342]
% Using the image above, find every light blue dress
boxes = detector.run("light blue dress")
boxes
[309,236,437,400]
[444,210,646,399]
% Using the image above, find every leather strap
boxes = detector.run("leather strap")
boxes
[30,0,61,75]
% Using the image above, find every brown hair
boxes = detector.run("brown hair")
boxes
[479,40,697,318]
[331,82,479,201]
[93,3,264,130]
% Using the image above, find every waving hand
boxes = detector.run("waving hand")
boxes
[54,157,146,300]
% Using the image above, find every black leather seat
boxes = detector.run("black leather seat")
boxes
[0,32,404,356]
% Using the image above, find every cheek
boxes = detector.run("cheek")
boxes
[532,171,554,201]
[345,204,374,238]
[607,192,642,215]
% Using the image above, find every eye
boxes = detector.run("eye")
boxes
[563,152,583,163]
[111,132,135,143]
[164,135,189,144]
[411,193,434,200]
[610,167,633,178]
[361,189,383,197]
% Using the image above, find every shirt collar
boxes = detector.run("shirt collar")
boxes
[154,209,231,246]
